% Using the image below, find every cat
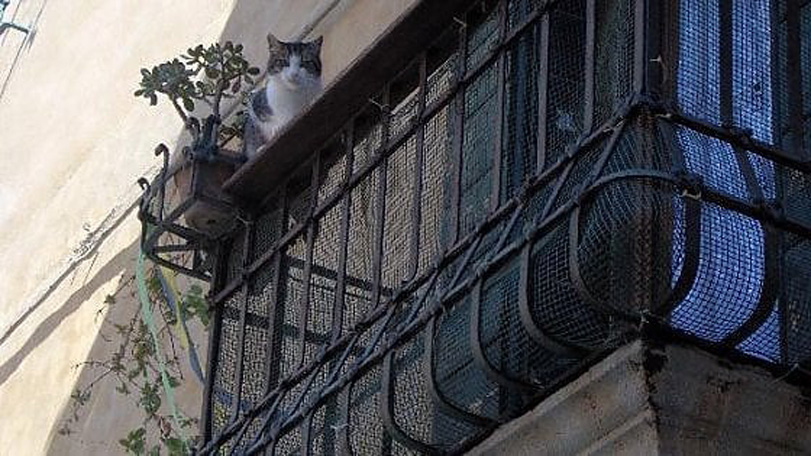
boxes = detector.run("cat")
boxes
[243,33,323,159]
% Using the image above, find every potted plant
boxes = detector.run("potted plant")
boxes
[135,41,260,238]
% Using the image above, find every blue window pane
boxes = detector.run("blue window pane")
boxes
[732,0,774,144]
[674,0,777,358]
[677,0,721,123]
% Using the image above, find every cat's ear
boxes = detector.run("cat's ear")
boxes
[310,36,324,52]
[267,32,283,51]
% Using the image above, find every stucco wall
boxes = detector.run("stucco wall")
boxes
[0,0,417,454]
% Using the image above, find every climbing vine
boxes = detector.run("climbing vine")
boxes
[58,266,209,455]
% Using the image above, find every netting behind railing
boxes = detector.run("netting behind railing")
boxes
[200,0,811,454]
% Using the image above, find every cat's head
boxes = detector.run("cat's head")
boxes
[266,33,323,91]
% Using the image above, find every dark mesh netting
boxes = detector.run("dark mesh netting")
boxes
[593,0,635,129]
[304,203,343,365]
[275,235,307,380]
[529,220,615,351]
[285,166,313,231]
[501,21,540,202]
[209,291,243,437]
[251,201,282,263]
[318,139,348,206]
[460,61,498,237]
[418,107,454,276]
[381,138,418,291]
[434,295,503,421]
[545,0,586,168]
[343,169,381,335]
[577,179,674,317]
[198,1,811,454]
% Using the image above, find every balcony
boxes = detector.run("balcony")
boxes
[191,0,811,454]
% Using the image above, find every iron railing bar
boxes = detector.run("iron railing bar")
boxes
[370,89,390,312]
[380,351,442,454]
[491,0,507,211]
[396,266,441,333]
[538,155,575,223]
[156,149,169,223]
[734,144,766,203]
[643,0,668,97]
[425,316,497,427]
[491,202,522,255]
[296,155,320,370]
[242,391,287,455]
[274,367,322,436]
[536,12,550,172]
[263,184,287,393]
[151,243,202,254]
[144,255,211,282]
[657,198,702,318]
[142,198,200,244]
[201,242,226,442]
[332,125,354,344]
[718,0,733,126]
[720,224,781,348]
[586,169,811,240]
[633,0,646,94]
[567,206,628,321]
[786,0,806,158]
[583,0,596,133]
[470,278,537,393]
[228,219,255,421]
[449,17,467,247]
[301,411,314,456]
[407,53,428,284]
[662,111,811,171]
[260,263,284,393]
[567,121,631,318]
[517,241,588,356]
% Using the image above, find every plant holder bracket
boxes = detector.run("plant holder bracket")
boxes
[138,115,245,281]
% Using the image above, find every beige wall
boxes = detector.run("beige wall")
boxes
[0,0,417,454]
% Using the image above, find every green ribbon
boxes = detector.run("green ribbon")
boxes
[136,244,190,450]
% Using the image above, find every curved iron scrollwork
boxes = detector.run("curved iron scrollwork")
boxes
[138,116,246,281]
[199,0,811,454]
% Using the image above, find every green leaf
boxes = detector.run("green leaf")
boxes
[164,437,186,456]
[182,98,195,112]
[119,427,147,454]
[149,94,158,106]
[204,67,220,79]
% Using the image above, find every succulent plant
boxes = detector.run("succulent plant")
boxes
[134,41,260,145]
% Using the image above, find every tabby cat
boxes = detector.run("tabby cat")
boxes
[243,33,323,159]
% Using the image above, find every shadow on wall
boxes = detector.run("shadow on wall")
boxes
[40,240,142,455]
[43,237,207,456]
[40,1,365,453]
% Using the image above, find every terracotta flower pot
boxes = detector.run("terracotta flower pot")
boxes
[172,148,240,239]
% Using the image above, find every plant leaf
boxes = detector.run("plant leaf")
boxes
[182,98,194,112]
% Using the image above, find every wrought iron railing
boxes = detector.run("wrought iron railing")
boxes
[199,0,811,454]
[138,116,245,281]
